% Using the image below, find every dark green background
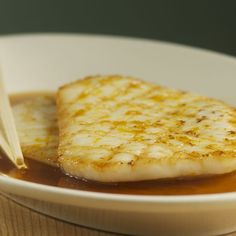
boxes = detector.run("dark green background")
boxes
[1,0,236,56]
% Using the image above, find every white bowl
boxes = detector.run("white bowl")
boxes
[0,33,236,236]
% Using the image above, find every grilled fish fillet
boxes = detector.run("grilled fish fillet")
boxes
[13,95,58,166]
[57,75,236,182]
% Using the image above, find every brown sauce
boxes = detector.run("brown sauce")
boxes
[0,92,236,196]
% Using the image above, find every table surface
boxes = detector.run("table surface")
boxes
[0,193,236,236]
[0,194,116,236]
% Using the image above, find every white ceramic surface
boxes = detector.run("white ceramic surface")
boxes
[0,34,236,236]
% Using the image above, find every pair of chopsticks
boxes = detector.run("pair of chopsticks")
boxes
[0,70,27,169]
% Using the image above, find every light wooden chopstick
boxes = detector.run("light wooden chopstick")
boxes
[0,131,15,164]
[0,70,27,169]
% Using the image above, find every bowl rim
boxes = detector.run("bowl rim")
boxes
[1,173,236,205]
[1,32,236,61]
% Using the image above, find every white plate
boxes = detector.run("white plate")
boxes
[0,33,236,236]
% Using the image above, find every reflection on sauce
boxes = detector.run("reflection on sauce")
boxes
[1,92,235,196]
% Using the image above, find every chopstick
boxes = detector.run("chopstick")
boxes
[0,131,15,165]
[0,71,27,169]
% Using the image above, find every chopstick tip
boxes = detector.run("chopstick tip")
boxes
[16,159,28,170]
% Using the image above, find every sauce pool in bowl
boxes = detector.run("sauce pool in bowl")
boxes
[1,92,236,196]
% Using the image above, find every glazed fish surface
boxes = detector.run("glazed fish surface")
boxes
[57,75,236,182]
[13,96,58,166]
